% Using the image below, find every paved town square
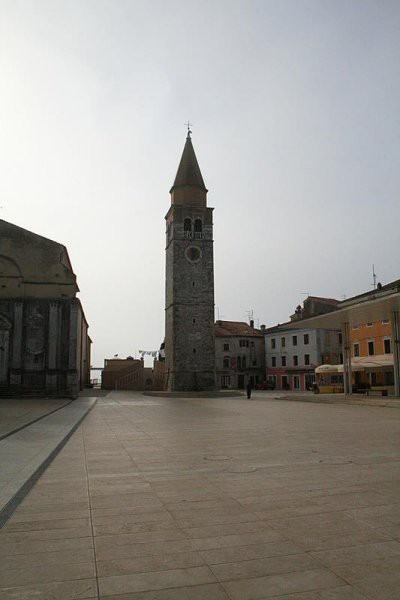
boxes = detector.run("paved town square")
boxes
[0,391,399,599]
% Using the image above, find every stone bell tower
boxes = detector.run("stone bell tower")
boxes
[164,130,216,391]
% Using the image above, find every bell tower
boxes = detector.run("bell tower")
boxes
[165,130,216,391]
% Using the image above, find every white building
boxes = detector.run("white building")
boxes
[265,325,342,391]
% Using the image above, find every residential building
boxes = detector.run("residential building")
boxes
[215,320,265,389]
[265,296,342,391]
[349,307,394,389]
[287,279,400,395]
[265,325,342,391]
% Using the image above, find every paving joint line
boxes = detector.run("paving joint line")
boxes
[82,421,101,600]
[0,399,97,529]
[0,398,75,441]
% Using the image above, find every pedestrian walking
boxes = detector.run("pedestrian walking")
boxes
[246,379,252,399]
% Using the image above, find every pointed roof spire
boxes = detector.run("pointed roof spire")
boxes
[170,131,207,193]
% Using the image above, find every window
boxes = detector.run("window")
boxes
[292,335,297,346]
[242,356,246,368]
[193,348,196,354]
[271,356,276,367]
[384,338,391,354]
[252,359,257,366]
[192,318,196,324]
[338,333,342,344]
[293,355,298,366]
[223,343,230,351]
[368,341,374,356]
[250,341,254,347]
[239,339,249,347]
[194,218,202,233]
[281,337,286,347]
[366,322,373,327]
[382,319,390,325]
[352,325,359,329]
[281,356,286,367]
[339,353,343,363]
[184,218,192,232]
[293,375,300,390]
[271,338,276,349]
[304,354,310,365]
[304,334,309,345]
[353,343,360,357]
[223,357,230,369]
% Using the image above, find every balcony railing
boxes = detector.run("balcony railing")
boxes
[184,231,204,240]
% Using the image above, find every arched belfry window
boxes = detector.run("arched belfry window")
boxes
[194,218,202,233]
[184,218,192,232]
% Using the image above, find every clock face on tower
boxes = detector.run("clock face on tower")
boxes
[185,246,202,263]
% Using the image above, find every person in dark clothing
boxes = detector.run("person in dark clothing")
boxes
[246,379,252,399]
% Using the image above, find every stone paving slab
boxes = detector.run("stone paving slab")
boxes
[0,391,399,599]
[0,397,97,521]
[0,397,72,439]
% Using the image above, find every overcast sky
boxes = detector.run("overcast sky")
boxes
[1,0,399,367]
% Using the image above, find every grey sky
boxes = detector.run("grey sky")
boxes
[1,0,399,367]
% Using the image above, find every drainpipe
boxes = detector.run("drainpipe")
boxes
[392,311,400,397]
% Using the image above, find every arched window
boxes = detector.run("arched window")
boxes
[184,218,192,232]
[194,218,202,233]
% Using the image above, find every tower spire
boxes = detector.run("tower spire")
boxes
[170,133,207,194]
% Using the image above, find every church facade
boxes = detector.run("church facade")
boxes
[0,219,91,397]
[164,133,216,391]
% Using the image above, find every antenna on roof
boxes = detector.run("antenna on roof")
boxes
[245,309,254,325]
[300,291,310,297]
[371,264,377,290]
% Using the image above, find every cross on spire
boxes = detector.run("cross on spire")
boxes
[185,120,192,138]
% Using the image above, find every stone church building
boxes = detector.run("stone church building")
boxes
[164,132,216,391]
[0,219,91,397]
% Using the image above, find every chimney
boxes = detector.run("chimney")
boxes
[260,324,266,331]
[250,320,254,328]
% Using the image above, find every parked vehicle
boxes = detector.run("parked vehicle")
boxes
[258,380,276,390]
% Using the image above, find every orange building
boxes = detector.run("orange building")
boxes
[350,320,392,357]
[350,320,393,389]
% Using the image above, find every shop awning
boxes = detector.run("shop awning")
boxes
[316,354,393,374]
